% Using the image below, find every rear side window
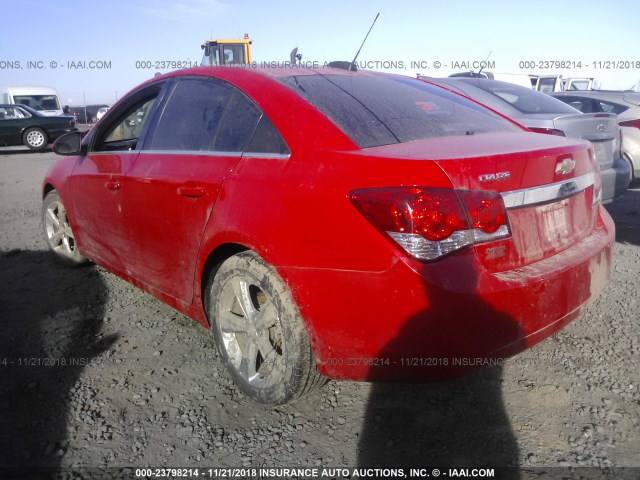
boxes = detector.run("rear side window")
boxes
[277,74,519,148]
[553,96,629,115]
[558,97,593,113]
[213,91,261,152]
[147,78,286,154]
[148,79,232,151]
[246,116,290,155]
[598,100,628,115]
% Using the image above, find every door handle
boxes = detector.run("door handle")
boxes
[177,186,206,197]
[105,180,121,190]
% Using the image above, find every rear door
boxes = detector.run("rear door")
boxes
[123,77,263,303]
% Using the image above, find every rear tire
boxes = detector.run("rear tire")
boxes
[23,127,48,151]
[206,251,323,404]
[42,190,87,267]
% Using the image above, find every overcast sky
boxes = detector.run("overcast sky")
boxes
[2,0,639,105]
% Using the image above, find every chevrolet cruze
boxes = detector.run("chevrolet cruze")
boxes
[42,66,614,404]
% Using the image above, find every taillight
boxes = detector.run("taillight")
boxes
[350,187,510,261]
[616,129,623,159]
[69,119,76,127]
[619,119,640,129]
[529,127,566,136]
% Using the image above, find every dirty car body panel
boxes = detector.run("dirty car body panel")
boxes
[43,67,614,383]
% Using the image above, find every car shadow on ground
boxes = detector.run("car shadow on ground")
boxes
[605,185,640,247]
[0,250,117,472]
[357,255,525,478]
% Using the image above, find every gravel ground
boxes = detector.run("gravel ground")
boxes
[0,148,639,479]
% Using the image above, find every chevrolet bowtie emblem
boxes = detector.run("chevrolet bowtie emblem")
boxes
[555,158,576,175]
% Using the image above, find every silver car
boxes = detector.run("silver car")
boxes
[422,77,630,203]
[551,90,640,185]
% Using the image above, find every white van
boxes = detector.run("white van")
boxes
[530,75,595,93]
[0,86,64,116]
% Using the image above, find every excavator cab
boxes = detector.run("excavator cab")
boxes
[200,37,252,66]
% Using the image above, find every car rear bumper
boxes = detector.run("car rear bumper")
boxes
[601,157,630,203]
[279,206,614,381]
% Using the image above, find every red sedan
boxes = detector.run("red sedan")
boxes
[42,66,614,404]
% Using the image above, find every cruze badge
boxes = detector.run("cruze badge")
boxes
[478,171,511,182]
[555,158,576,175]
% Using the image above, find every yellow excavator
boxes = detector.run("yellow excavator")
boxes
[200,35,253,66]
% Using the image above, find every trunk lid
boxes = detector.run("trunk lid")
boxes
[552,113,618,169]
[361,131,598,272]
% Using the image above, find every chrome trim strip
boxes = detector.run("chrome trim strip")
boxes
[241,152,291,159]
[139,150,243,157]
[501,172,594,209]
[88,151,140,155]
[131,150,289,159]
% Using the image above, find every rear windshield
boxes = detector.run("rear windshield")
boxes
[277,73,520,148]
[471,82,578,115]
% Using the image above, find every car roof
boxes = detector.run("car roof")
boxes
[151,65,399,86]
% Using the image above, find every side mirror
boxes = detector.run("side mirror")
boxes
[53,131,85,156]
[63,105,70,114]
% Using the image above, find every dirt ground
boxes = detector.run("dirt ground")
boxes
[0,147,639,479]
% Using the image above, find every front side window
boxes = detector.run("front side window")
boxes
[92,83,163,152]
[569,81,590,91]
[222,45,245,65]
[102,98,157,145]
[538,78,557,94]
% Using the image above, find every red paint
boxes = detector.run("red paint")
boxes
[44,67,614,381]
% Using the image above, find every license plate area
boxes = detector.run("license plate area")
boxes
[591,140,613,166]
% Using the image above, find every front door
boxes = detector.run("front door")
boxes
[68,86,164,273]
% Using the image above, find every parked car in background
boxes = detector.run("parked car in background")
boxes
[0,104,77,150]
[551,91,640,184]
[67,104,110,124]
[449,71,532,89]
[422,76,630,202]
[44,67,613,404]
[96,106,110,121]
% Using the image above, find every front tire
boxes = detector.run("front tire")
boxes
[23,127,48,151]
[206,251,323,404]
[42,190,87,267]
